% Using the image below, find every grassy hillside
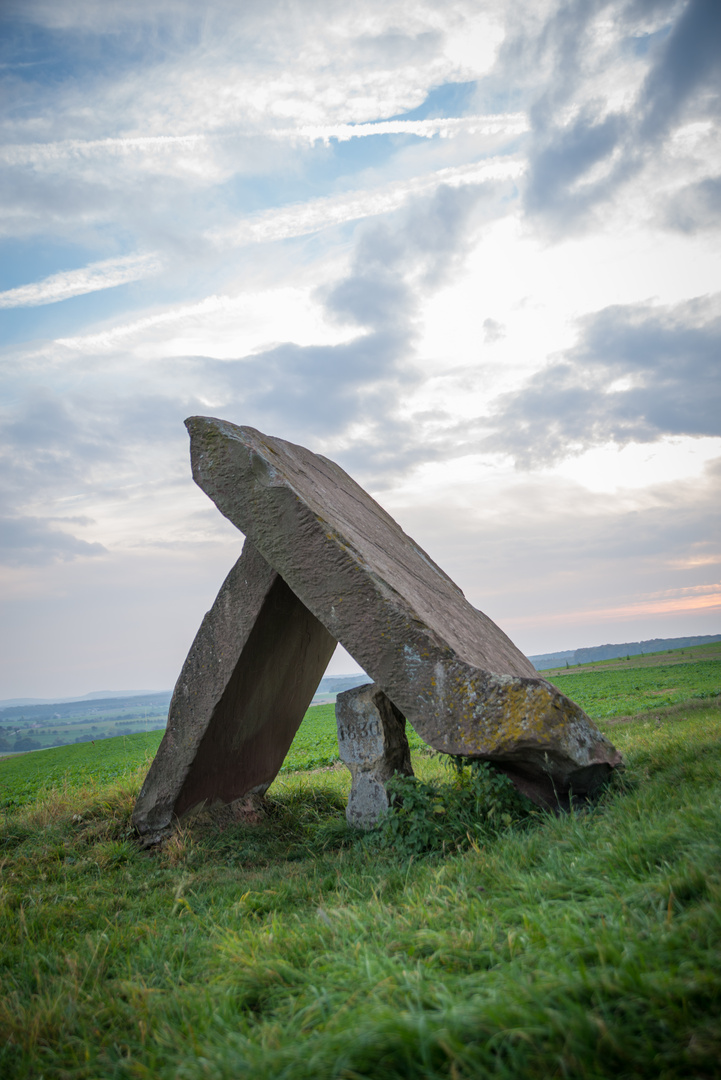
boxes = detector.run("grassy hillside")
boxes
[1,655,720,1079]
[549,658,721,718]
[541,638,721,676]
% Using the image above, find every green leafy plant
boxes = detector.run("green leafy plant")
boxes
[376,757,535,856]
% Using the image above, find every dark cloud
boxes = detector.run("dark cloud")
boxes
[0,384,203,561]
[483,292,721,466]
[637,0,721,141]
[0,389,114,498]
[324,182,493,329]
[325,276,413,332]
[663,175,721,233]
[0,514,106,565]
[524,109,631,224]
[195,331,411,439]
[0,386,185,499]
[513,0,721,234]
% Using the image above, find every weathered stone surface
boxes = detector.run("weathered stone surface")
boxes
[185,416,622,805]
[132,538,336,840]
[336,682,413,828]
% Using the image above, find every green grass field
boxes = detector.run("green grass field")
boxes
[1,652,720,1079]
[0,702,432,812]
[550,658,721,717]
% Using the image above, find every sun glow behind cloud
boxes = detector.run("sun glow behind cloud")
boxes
[503,584,721,629]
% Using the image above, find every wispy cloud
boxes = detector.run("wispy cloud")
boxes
[0,152,522,313]
[55,294,250,353]
[0,115,528,164]
[291,113,529,144]
[0,135,211,167]
[0,252,162,309]
[213,157,523,248]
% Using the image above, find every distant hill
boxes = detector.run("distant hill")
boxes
[315,674,368,695]
[530,634,721,670]
[0,689,166,709]
[0,692,172,722]
[0,675,369,721]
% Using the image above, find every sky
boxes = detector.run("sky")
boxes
[1,0,720,699]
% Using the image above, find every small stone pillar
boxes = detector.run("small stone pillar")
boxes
[336,682,413,828]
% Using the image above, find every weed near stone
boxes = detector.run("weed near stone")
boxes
[374,758,536,857]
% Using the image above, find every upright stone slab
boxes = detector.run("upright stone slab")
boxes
[336,683,413,828]
[185,417,622,805]
[132,539,336,840]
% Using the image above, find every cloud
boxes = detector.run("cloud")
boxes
[389,450,721,648]
[483,292,721,466]
[0,135,211,168]
[0,384,193,518]
[291,114,528,145]
[0,179,494,556]
[212,158,523,250]
[1,3,518,262]
[0,252,161,308]
[524,109,631,223]
[0,515,106,566]
[192,181,496,453]
[637,0,721,142]
[483,317,506,344]
[325,181,491,326]
[0,154,521,306]
[194,334,411,440]
[1,1,490,145]
[663,175,721,232]
[514,0,721,233]
[1,115,528,164]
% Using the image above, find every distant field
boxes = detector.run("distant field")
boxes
[0,689,352,755]
[0,704,168,754]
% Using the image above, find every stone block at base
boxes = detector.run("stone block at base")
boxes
[336,683,413,828]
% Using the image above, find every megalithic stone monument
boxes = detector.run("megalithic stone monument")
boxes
[132,417,622,840]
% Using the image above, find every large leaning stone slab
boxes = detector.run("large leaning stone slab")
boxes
[336,682,413,828]
[132,538,336,840]
[186,416,622,806]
